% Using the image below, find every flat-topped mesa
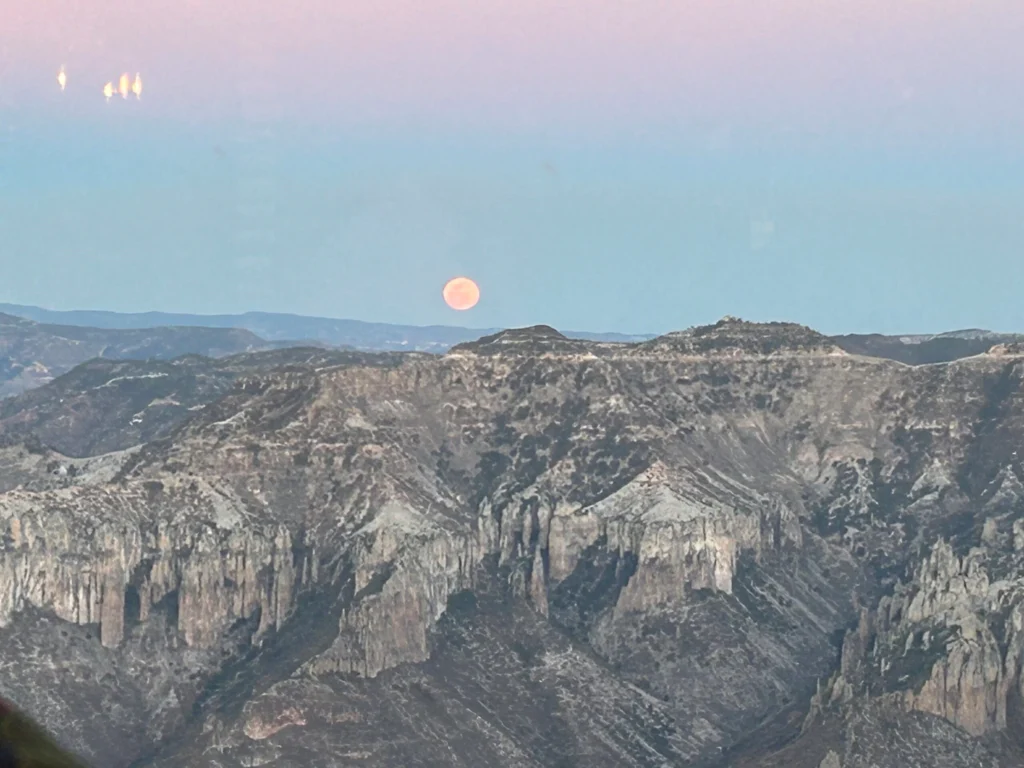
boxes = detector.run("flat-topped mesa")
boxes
[447,325,594,356]
[635,316,845,357]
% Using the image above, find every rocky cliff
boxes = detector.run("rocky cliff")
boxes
[0,317,1021,766]
[794,531,1024,767]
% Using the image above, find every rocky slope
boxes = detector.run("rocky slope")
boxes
[0,317,1021,766]
[0,312,321,397]
[0,347,397,458]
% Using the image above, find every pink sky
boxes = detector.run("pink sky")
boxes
[3,0,1022,142]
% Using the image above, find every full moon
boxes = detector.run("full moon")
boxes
[442,276,480,311]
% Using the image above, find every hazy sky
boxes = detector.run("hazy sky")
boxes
[2,0,1022,334]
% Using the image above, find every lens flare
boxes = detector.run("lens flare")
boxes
[103,81,114,101]
[118,73,130,99]
[56,66,66,91]
[131,73,142,99]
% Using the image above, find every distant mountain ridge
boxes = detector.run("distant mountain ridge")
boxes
[3,303,1021,362]
[0,303,653,352]
[2,303,1022,393]
[832,330,1024,365]
[0,311,320,397]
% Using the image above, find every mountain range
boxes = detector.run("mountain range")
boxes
[0,311,317,398]
[0,317,1022,766]
[0,303,653,353]
[3,303,1023,401]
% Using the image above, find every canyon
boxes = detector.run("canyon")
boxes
[0,318,1021,766]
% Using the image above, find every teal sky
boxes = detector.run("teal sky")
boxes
[1,1,1022,335]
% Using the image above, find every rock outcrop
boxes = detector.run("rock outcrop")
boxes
[810,536,1024,742]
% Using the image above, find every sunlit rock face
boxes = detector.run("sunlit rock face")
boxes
[1,316,1023,767]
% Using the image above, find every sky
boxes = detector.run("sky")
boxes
[1,0,1022,335]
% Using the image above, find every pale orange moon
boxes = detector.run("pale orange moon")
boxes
[442,276,480,311]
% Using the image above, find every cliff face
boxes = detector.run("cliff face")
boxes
[810,535,1024,741]
[0,478,297,649]
[895,545,1023,737]
[0,318,1022,766]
